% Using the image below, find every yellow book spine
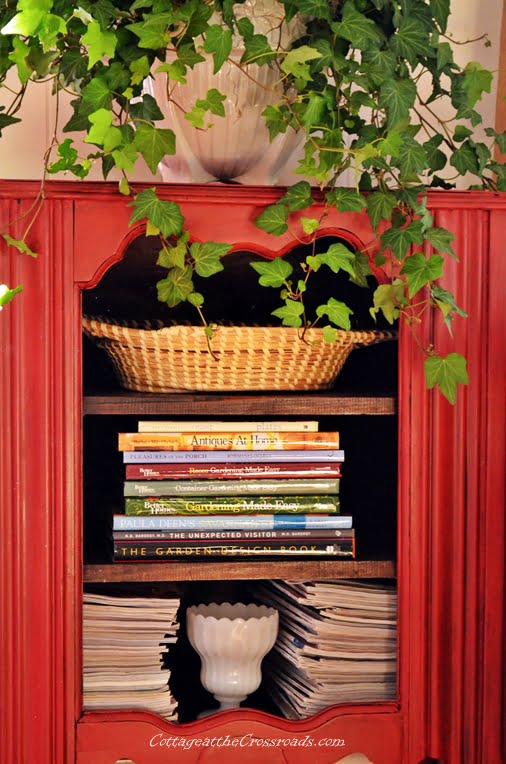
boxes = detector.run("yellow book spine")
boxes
[118,431,340,451]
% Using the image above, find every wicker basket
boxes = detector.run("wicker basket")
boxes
[82,317,396,393]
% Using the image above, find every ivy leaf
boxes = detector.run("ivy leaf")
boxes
[63,76,113,133]
[424,227,457,259]
[129,94,165,122]
[462,61,493,108]
[390,16,429,65]
[240,34,275,66]
[82,20,117,68]
[190,242,230,277]
[450,141,479,175]
[437,41,454,71]
[424,134,447,172]
[262,104,289,140]
[111,143,138,173]
[272,299,304,327]
[185,105,207,128]
[155,60,187,83]
[395,136,427,180]
[84,108,121,151]
[380,77,417,128]
[301,218,319,235]
[333,3,382,50]
[0,282,23,309]
[47,138,90,178]
[381,221,424,261]
[424,353,468,404]
[129,188,185,238]
[431,284,467,331]
[349,251,372,288]
[293,0,332,19]
[3,233,38,258]
[196,88,227,117]
[366,191,397,230]
[157,234,189,270]
[250,257,293,288]
[1,0,52,36]
[430,0,450,32]
[401,253,444,297]
[326,188,366,212]
[453,125,473,142]
[203,24,232,73]
[156,267,194,307]
[317,243,356,278]
[129,55,151,86]
[0,110,22,134]
[118,177,130,196]
[316,297,353,331]
[301,92,327,128]
[254,203,289,236]
[188,291,204,307]
[176,43,206,69]
[322,325,338,343]
[279,181,313,211]
[127,13,173,49]
[370,281,404,323]
[8,37,32,84]
[133,124,176,174]
[280,46,322,85]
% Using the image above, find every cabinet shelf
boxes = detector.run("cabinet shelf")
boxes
[83,391,396,416]
[84,558,395,583]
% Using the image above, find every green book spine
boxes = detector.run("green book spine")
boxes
[123,478,340,497]
[124,495,340,515]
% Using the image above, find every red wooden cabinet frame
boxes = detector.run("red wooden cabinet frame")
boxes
[0,181,504,764]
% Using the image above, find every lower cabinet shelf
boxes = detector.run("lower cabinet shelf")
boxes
[83,559,396,582]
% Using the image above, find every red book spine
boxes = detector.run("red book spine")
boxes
[125,462,342,480]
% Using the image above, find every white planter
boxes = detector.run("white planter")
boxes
[147,0,306,183]
[187,602,279,713]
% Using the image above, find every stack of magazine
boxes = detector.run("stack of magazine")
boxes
[82,592,179,720]
[252,579,397,717]
[113,419,352,561]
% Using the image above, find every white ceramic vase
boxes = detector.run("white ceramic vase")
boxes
[148,0,306,183]
[186,602,279,713]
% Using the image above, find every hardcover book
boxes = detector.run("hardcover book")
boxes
[114,538,355,560]
[125,462,342,481]
[122,449,345,463]
[123,478,340,497]
[118,431,340,452]
[137,420,319,433]
[113,514,353,531]
[113,528,355,541]
[124,495,341,516]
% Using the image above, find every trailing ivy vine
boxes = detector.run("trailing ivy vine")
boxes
[0,0,505,402]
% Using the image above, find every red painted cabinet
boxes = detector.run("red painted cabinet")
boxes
[0,181,504,764]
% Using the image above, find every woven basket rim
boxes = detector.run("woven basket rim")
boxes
[82,315,398,345]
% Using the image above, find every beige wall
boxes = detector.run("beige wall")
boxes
[0,0,503,184]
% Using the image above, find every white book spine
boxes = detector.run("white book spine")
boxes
[137,420,319,433]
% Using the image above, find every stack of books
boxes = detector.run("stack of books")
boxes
[113,420,352,561]
[251,579,397,718]
[82,592,180,720]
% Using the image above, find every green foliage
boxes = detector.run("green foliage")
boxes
[0,0,502,401]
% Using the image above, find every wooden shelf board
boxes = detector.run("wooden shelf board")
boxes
[83,392,396,416]
[84,558,395,583]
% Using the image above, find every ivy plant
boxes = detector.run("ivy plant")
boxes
[1,0,504,403]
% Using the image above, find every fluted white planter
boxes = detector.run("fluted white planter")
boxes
[148,0,305,183]
[187,602,279,713]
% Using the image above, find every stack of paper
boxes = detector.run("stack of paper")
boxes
[83,592,180,720]
[253,580,397,718]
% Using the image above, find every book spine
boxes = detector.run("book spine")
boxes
[113,513,353,531]
[125,462,342,480]
[113,528,355,541]
[137,420,319,433]
[122,449,345,463]
[114,539,355,560]
[123,478,340,497]
[124,495,340,515]
[118,431,340,451]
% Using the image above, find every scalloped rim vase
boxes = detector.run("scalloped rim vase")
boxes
[186,602,279,715]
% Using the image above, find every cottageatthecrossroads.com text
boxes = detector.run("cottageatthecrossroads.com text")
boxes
[149,733,346,749]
